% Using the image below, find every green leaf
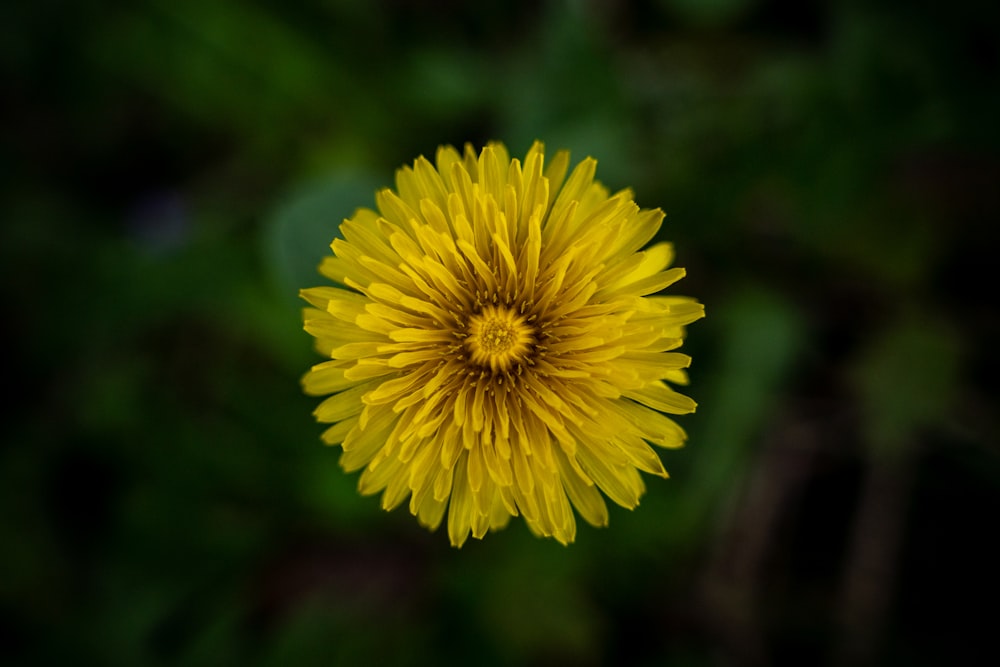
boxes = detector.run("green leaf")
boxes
[263,172,383,309]
[853,317,962,456]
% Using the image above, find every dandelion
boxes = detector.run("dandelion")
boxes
[301,141,704,546]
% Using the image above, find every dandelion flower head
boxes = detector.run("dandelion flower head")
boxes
[301,141,704,546]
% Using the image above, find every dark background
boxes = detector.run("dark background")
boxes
[3,0,998,665]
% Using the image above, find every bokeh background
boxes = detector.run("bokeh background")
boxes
[3,0,998,665]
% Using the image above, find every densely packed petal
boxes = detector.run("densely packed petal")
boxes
[302,141,704,546]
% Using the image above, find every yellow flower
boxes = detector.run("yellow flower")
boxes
[301,141,704,546]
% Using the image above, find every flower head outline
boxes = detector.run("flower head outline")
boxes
[301,141,704,546]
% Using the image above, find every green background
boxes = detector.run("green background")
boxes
[3,0,998,664]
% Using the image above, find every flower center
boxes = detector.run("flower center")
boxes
[465,305,535,372]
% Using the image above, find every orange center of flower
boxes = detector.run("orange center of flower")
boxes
[465,305,535,373]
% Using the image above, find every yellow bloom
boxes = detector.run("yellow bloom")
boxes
[301,141,704,546]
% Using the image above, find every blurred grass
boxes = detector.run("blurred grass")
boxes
[2,0,999,665]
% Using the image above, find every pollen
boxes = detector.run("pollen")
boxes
[466,305,535,373]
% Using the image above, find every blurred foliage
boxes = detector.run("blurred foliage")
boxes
[2,0,999,665]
